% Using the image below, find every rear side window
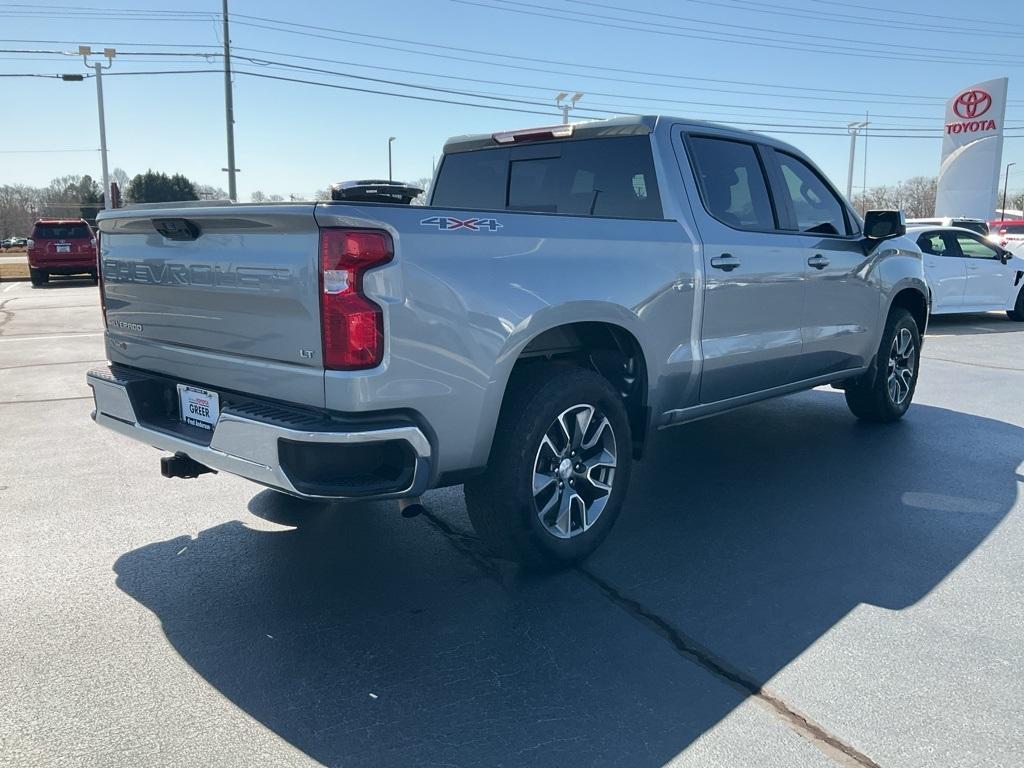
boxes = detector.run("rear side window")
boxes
[507,137,661,219]
[33,223,90,239]
[430,149,509,211]
[431,136,662,219]
[775,152,849,236]
[687,136,775,231]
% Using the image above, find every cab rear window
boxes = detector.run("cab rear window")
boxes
[33,223,90,239]
[431,136,663,220]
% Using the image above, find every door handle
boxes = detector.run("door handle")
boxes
[710,254,741,272]
[807,254,830,270]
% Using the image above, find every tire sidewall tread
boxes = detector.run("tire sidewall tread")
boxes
[464,364,632,566]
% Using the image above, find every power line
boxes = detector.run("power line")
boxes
[455,0,1024,68]
[225,16,1024,106]
[5,29,1022,108]
[232,69,559,118]
[0,148,97,153]
[233,54,1007,127]
[673,0,1024,39]
[551,0,1024,58]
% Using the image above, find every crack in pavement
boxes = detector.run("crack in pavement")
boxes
[923,355,1024,373]
[419,508,881,768]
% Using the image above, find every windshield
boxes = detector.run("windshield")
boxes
[33,223,90,239]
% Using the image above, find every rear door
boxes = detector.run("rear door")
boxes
[953,230,1017,309]
[682,133,806,403]
[917,230,966,312]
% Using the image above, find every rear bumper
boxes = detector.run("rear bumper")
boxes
[86,364,432,500]
[29,256,96,271]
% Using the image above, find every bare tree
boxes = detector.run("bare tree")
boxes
[250,190,267,203]
[853,176,937,218]
[409,176,433,206]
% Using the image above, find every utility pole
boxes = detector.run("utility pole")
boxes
[222,0,238,201]
[846,120,869,202]
[555,92,584,124]
[1002,162,1016,217]
[80,46,114,209]
[388,136,396,182]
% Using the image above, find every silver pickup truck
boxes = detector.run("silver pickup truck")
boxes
[87,115,928,566]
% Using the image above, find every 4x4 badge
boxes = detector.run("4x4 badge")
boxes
[420,216,502,232]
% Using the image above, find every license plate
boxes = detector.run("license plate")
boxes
[56,244,70,253]
[177,385,220,430]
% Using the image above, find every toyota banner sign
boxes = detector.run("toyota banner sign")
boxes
[935,77,1009,219]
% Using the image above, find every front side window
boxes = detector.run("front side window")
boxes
[687,136,775,231]
[775,153,849,236]
[955,232,1000,259]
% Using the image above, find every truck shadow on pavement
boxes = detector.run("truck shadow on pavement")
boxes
[113,390,1021,767]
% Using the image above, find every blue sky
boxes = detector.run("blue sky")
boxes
[2,0,1022,201]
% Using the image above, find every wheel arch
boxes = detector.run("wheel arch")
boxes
[889,285,929,338]
[487,315,651,464]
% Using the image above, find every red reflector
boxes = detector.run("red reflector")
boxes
[319,228,393,370]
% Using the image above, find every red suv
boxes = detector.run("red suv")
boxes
[27,218,97,287]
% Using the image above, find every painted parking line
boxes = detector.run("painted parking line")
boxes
[0,332,103,343]
[2,281,23,293]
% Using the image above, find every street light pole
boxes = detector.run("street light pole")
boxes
[555,92,584,124]
[846,120,869,202]
[1001,162,1016,218]
[93,62,110,211]
[388,136,396,182]
[80,46,114,209]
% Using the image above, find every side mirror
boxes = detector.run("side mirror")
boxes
[864,209,906,240]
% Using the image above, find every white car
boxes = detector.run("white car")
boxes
[909,225,1024,320]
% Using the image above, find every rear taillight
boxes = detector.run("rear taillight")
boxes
[319,227,393,370]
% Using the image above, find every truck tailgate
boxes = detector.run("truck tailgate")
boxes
[97,205,326,407]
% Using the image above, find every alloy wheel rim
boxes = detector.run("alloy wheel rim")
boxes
[532,403,617,539]
[887,327,916,406]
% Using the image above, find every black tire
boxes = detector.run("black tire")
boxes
[89,270,99,285]
[464,363,633,567]
[1007,287,1024,322]
[844,307,920,422]
[29,268,48,287]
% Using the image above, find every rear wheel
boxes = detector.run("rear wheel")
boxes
[464,364,632,567]
[845,307,920,422]
[1008,287,1024,321]
[29,268,48,287]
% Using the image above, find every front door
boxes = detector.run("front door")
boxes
[953,231,1017,309]
[764,149,879,378]
[683,134,806,404]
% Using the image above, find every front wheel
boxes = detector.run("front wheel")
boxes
[1008,287,1024,321]
[845,307,920,422]
[464,364,632,567]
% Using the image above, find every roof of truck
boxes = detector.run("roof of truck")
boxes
[442,115,796,154]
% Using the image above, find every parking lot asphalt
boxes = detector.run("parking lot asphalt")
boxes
[2,278,1022,768]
